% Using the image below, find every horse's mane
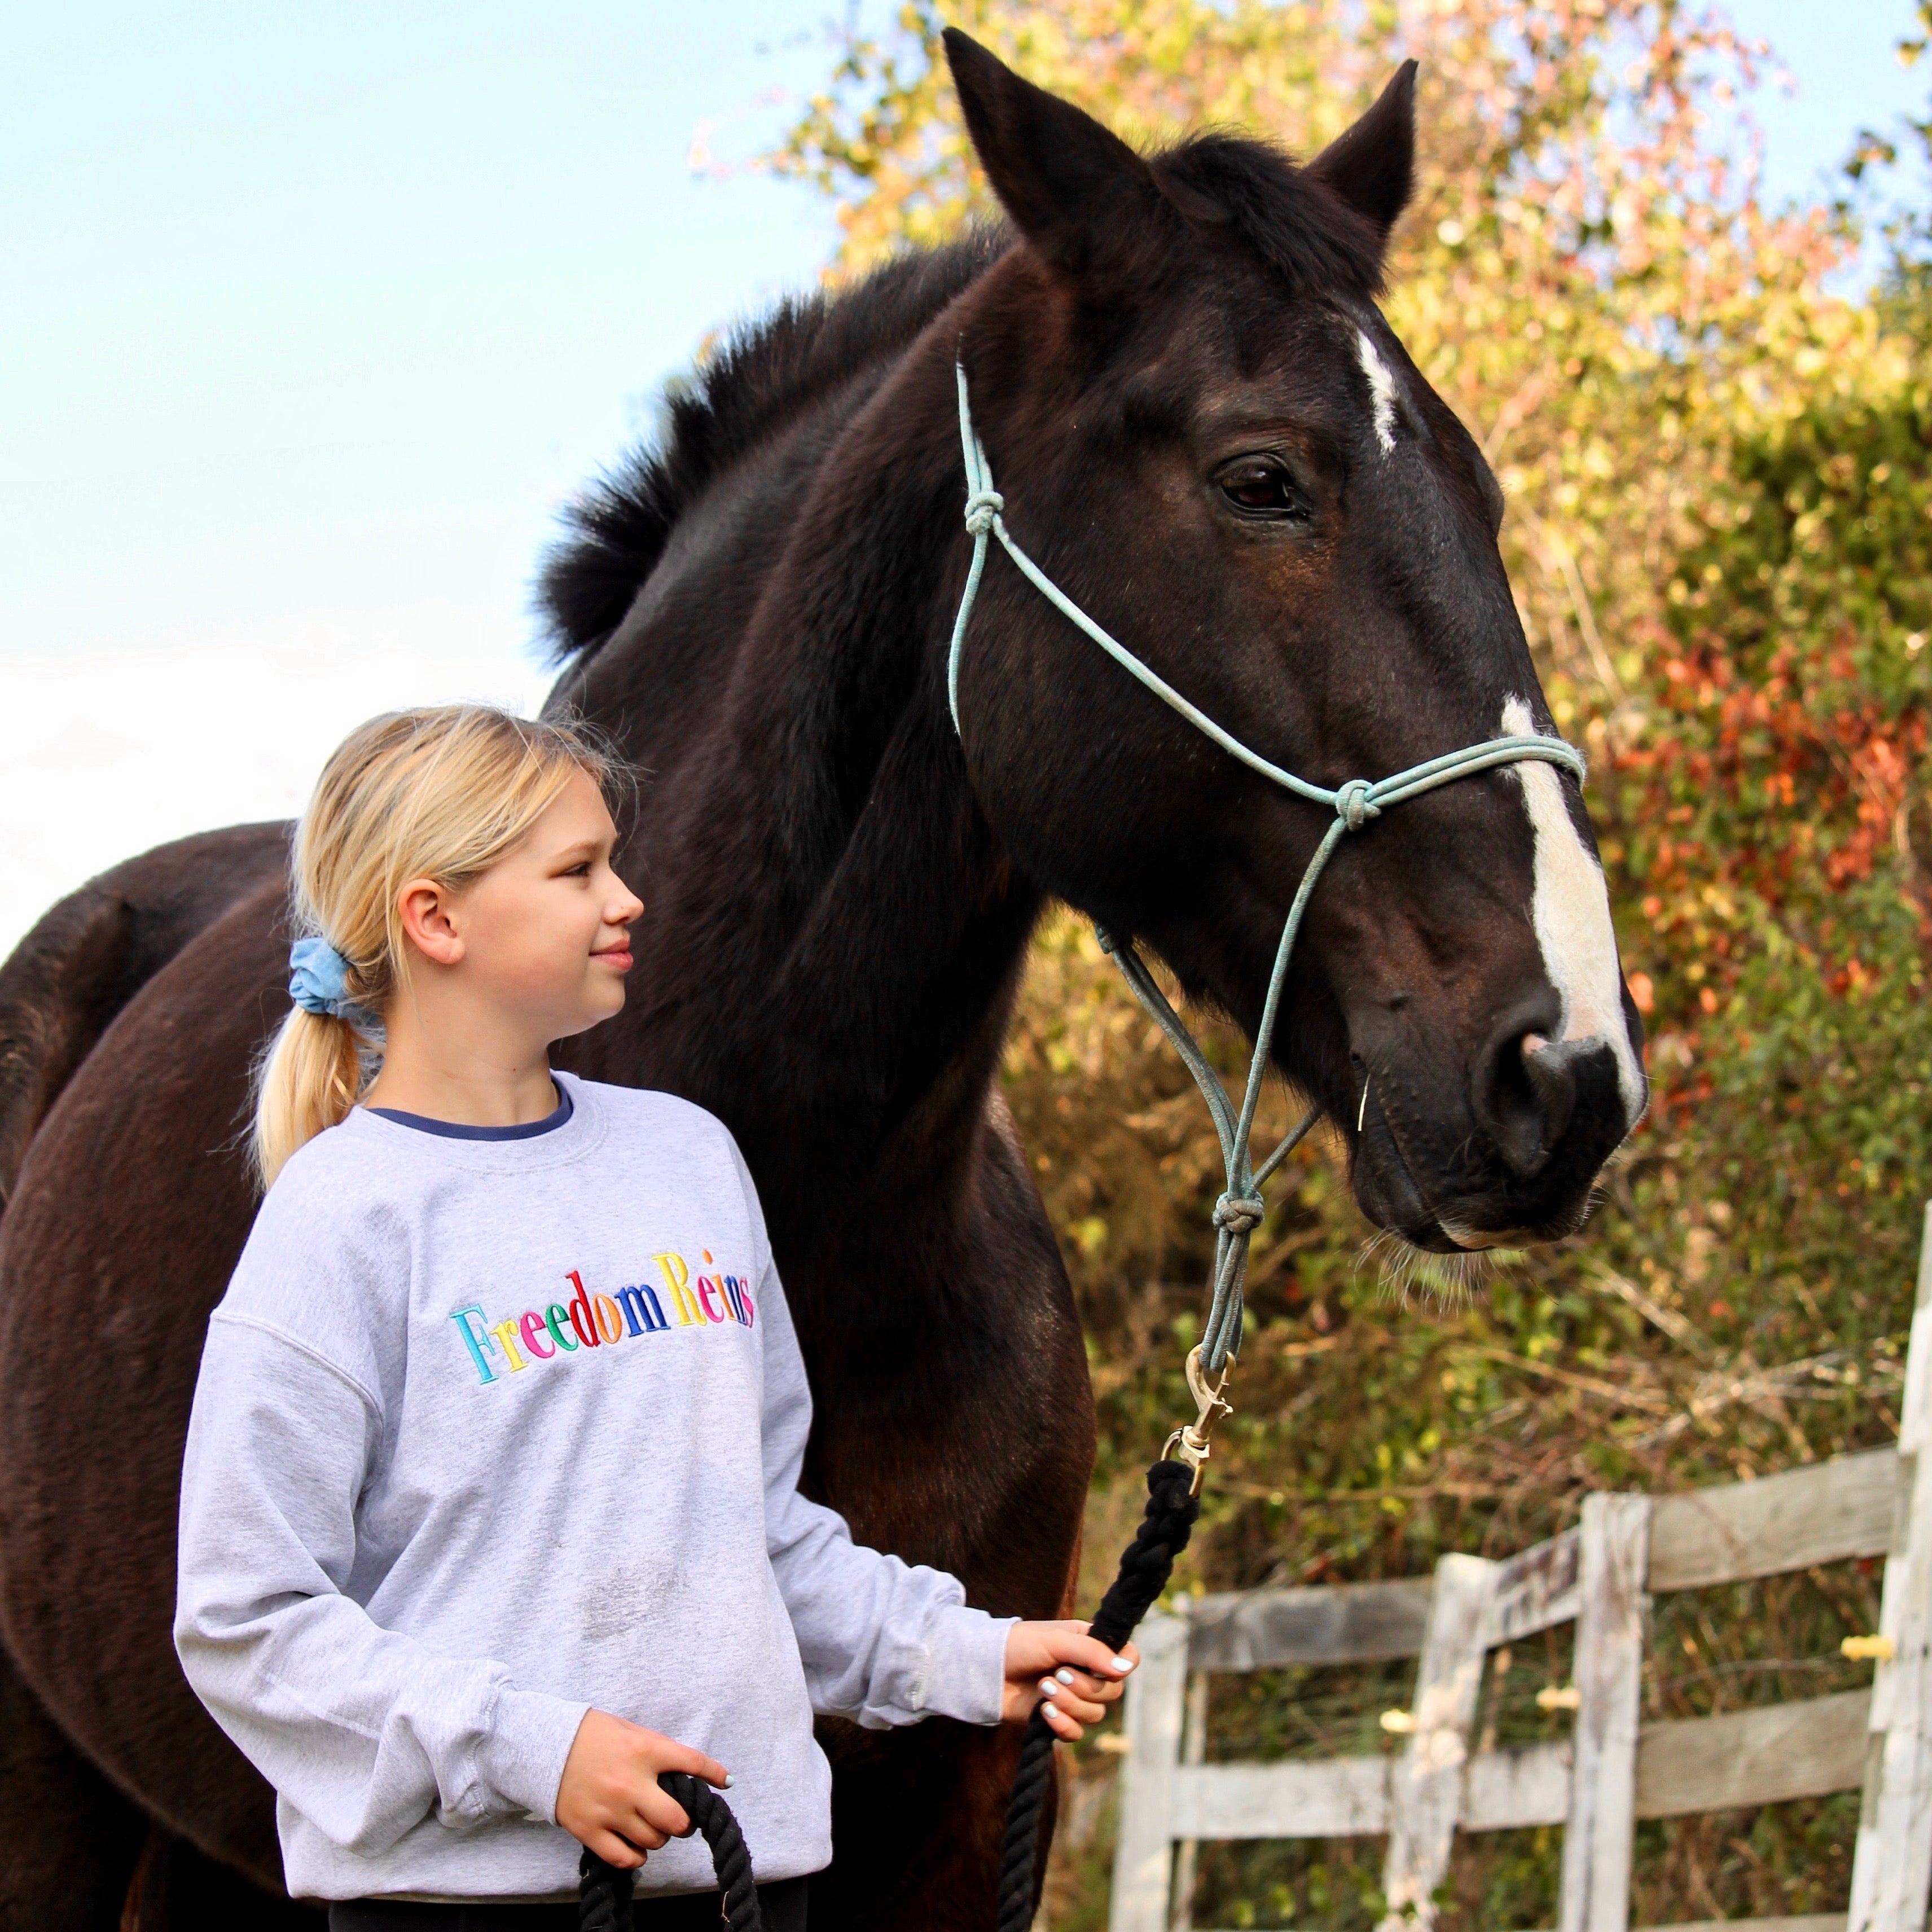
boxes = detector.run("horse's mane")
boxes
[538,237,1003,663]
[538,134,1379,665]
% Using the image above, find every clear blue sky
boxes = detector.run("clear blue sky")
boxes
[3,2,1924,672]
[0,3,1925,951]
[3,2,846,670]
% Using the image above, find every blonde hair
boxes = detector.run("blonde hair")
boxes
[253,704,621,1188]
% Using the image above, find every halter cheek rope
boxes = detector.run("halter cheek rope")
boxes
[947,363,1586,1931]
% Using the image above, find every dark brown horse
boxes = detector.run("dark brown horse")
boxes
[0,34,1643,1930]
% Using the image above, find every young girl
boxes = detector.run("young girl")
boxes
[174,705,1135,1929]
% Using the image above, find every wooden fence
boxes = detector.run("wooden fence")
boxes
[1109,1204,1932,1932]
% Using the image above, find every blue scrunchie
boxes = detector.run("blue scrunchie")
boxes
[288,936,368,1024]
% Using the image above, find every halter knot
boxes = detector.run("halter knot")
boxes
[1334,778,1380,831]
[964,489,1005,537]
[1213,1192,1267,1236]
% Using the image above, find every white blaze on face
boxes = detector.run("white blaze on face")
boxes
[1501,696,1646,1127]
[1356,330,1400,454]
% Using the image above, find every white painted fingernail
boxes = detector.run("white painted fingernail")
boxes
[1040,1679,1059,1697]
[1110,1657,1134,1673]
[1055,1668,1075,1685]
[724,1773,735,1790]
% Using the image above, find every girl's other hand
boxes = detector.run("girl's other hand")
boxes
[1000,1620,1139,1742]
[555,1710,730,1869]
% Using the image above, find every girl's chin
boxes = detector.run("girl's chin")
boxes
[557,980,631,1034]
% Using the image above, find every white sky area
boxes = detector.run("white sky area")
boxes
[2,1,1926,959]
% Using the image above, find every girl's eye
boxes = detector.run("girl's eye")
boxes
[1215,458,1312,522]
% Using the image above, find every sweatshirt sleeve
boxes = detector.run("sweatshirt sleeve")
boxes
[749,1255,1015,1731]
[174,1313,590,1855]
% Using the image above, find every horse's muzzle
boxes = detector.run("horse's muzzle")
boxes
[1351,1028,1636,1255]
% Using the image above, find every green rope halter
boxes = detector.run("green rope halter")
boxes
[946,363,1587,1411]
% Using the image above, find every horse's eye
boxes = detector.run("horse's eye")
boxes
[1215,458,1311,522]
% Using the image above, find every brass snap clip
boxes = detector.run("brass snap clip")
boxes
[1163,1345,1234,1496]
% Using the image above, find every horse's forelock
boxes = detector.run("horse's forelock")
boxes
[1150,134,1389,299]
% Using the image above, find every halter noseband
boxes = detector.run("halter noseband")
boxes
[944,363,1587,1474]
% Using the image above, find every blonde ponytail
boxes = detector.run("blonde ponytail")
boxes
[252,705,620,1189]
[255,1008,367,1185]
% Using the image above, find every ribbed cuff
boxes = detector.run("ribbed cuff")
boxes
[476,1688,594,1823]
[920,1606,1017,1726]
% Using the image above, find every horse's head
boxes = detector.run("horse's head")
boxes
[941,33,1645,1256]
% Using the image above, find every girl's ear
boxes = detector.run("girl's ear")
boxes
[397,879,466,967]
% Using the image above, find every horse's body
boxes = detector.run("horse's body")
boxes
[0,38,1643,1930]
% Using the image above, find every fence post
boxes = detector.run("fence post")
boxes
[1558,1491,1651,1932]
[1167,1668,1210,1932]
[1846,1200,1932,1932]
[1379,1553,1500,1930]
[1110,1607,1190,1932]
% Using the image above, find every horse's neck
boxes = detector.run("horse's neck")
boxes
[581,351,1043,1266]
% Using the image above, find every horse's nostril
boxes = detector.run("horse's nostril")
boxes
[1521,1035,1579,1152]
[1473,1008,1569,1178]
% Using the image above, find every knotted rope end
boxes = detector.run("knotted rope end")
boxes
[1212,1191,1266,1235]
[1333,778,1381,831]
[964,488,1005,537]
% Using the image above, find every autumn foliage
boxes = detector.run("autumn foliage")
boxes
[762,5,1932,1922]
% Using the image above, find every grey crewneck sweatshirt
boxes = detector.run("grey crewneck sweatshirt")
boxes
[174,1073,1013,1903]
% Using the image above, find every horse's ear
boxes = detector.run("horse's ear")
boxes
[943,28,1155,274]
[1306,62,1417,245]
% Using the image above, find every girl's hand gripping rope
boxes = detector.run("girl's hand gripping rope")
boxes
[1000,1621,1139,1742]
[556,1710,731,1869]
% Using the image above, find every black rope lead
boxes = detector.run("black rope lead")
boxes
[578,1844,633,1932]
[578,1771,763,1930]
[994,1458,1201,1932]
